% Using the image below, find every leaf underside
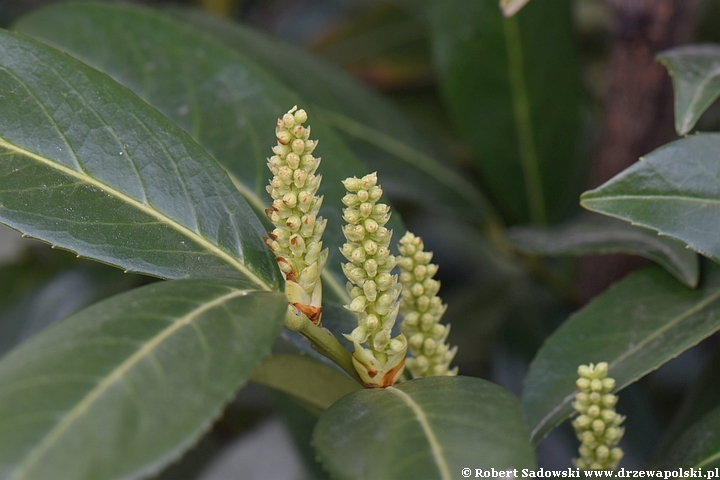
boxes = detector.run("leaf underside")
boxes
[505,214,699,287]
[657,44,720,135]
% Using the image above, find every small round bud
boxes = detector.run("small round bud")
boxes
[294,109,307,124]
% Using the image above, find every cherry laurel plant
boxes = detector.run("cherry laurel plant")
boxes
[0,2,719,479]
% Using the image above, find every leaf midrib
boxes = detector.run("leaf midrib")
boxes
[388,387,451,480]
[0,136,271,291]
[531,285,720,442]
[10,287,251,479]
[583,193,720,206]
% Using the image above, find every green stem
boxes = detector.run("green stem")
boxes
[286,308,361,383]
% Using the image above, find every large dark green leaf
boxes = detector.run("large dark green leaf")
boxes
[425,0,583,223]
[506,214,699,287]
[313,376,536,479]
[165,8,498,227]
[658,45,720,135]
[581,134,720,263]
[657,406,720,469]
[14,3,409,302]
[0,279,286,480]
[0,28,279,290]
[522,264,720,444]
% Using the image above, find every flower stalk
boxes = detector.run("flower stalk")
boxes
[340,173,407,387]
[398,232,458,378]
[572,362,624,470]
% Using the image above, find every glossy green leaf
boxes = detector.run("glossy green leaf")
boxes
[425,0,583,223]
[522,264,720,444]
[14,3,408,303]
[0,279,286,480]
[0,28,279,290]
[658,45,720,135]
[506,214,699,287]
[657,406,720,469]
[250,354,361,413]
[314,376,536,480]
[164,8,498,226]
[581,134,720,263]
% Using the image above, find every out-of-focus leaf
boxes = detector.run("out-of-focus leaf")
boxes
[500,0,531,17]
[522,264,720,444]
[0,28,279,289]
[658,45,720,135]
[0,264,139,357]
[655,348,720,460]
[250,354,361,413]
[657,406,720,469]
[271,392,330,480]
[314,376,536,479]
[164,8,499,227]
[506,214,699,287]
[15,3,410,303]
[581,134,720,264]
[0,280,286,480]
[425,0,583,223]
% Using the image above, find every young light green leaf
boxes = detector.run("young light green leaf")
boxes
[250,355,361,413]
[0,28,279,290]
[657,407,720,469]
[313,376,536,480]
[505,214,699,287]
[522,264,720,444]
[500,0,531,17]
[14,3,409,303]
[424,0,583,223]
[0,280,286,480]
[658,45,720,135]
[581,134,720,264]
[163,8,498,227]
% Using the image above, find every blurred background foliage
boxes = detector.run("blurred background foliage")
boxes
[1,0,719,477]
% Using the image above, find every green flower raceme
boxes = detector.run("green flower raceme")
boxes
[398,232,458,378]
[264,106,328,326]
[572,362,624,470]
[340,173,407,388]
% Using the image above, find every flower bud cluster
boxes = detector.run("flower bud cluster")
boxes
[265,106,328,325]
[340,173,407,387]
[397,232,457,378]
[572,362,624,470]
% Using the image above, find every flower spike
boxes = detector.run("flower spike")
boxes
[265,106,328,326]
[340,173,407,387]
[572,362,624,470]
[398,232,457,378]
